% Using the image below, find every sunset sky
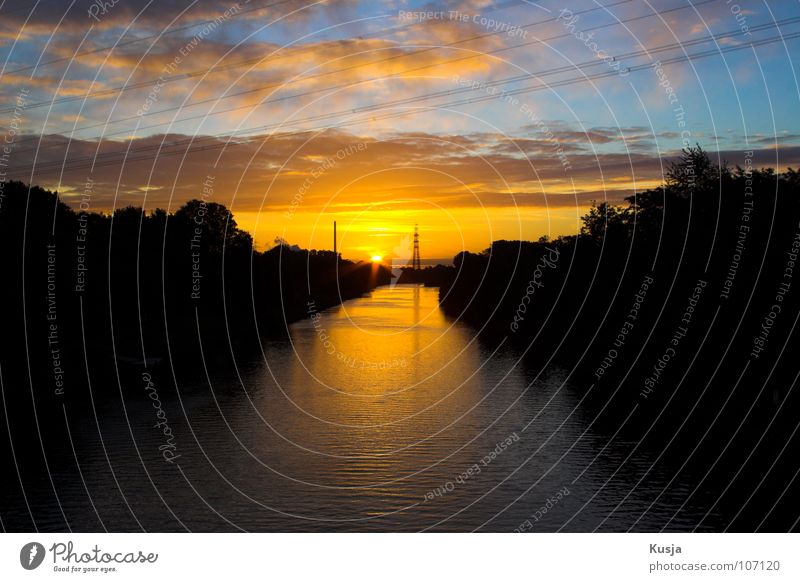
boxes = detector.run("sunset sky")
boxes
[2,0,799,261]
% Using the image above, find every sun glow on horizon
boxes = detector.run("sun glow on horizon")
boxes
[371,255,383,263]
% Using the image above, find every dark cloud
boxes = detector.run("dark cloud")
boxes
[0,0,331,35]
[6,129,800,216]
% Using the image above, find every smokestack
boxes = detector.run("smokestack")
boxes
[334,221,337,257]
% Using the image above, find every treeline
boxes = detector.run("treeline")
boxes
[438,147,800,530]
[0,180,389,401]
[397,264,455,287]
[441,147,800,389]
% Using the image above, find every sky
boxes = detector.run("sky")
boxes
[1,0,799,261]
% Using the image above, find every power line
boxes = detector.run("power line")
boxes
[13,29,798,175]
[223,16,798,133]
[9,0,729,148]
[0,0,645,114]
[3,0,534,80]
[10,30,796,177]
[11,16,793,163]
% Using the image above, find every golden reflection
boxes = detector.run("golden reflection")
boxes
[280,286,487,444]
[255,284,541,496]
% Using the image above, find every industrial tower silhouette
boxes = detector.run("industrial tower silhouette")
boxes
[412,224,421,271]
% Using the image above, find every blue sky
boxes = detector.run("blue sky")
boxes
[2,0,798,145]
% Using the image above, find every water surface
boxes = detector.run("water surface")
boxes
[6,285,722,531]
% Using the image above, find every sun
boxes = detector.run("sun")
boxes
[371,255,383,263]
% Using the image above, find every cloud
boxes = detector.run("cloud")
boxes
[2,0,798,254]
[7,128,799,222]
[0,0,323,36]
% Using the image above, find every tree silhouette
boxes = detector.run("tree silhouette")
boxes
[173,199,252,253]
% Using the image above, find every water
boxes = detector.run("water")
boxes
[5,285,723,531]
